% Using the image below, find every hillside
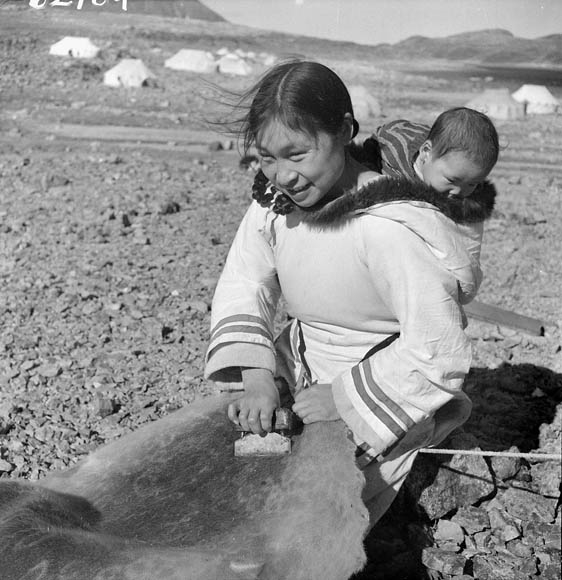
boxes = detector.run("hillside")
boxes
[4,2,562,68]
[372,29,562,66]
[76,0,226,20]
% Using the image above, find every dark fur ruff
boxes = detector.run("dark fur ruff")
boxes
[252,170,496,229]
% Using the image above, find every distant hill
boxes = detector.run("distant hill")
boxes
[95,0,225,21]
[4,2,559,67]
[371,29,562,66]
[3,0,225,21]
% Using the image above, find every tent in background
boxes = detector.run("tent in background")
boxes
[49,37,100,59]
[465,88,525,121]
[104,59,156,88]
[348,85,383,123]
[217,54,252,76]
[165,49,217,73]
[512,84,560,115]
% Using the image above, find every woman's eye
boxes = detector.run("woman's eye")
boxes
[260,155,274,164]
[289,153,306,161]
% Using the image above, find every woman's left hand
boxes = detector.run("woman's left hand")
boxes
[292,383,340,424]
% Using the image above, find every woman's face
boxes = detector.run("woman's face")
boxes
[255,119,349,208]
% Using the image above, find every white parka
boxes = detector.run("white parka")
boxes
[205,176,490,459]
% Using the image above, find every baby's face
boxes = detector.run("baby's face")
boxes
[422,151,489,198]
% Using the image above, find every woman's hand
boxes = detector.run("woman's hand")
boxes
[227,368,280,436]
[292,383,340,423]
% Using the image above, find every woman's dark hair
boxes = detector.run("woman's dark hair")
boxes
[236,60,358,153]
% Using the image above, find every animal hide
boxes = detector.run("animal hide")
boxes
[0,393,369,580]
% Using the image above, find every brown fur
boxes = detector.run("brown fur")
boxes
[1,394,368,579]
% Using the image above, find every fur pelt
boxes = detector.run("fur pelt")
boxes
[299,175,496,229]
[0,394,369,580]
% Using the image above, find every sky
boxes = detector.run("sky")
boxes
[200,0,562,46]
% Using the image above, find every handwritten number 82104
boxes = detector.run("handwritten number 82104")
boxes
[29,0,127,10]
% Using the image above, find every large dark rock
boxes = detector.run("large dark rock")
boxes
[405,433,496,520]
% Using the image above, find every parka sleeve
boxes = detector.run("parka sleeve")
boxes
[204,203,281,383]
[332,216,472,457]
[456,220,484,302]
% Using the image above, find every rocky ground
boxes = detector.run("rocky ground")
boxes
[0,5,560,579]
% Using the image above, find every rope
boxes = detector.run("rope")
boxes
[419,448,561,461]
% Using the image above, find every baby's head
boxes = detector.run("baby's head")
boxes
[417,107,499,198]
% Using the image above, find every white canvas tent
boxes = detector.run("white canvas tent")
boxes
[512,84,559,115]
[103,59,156,88]
[465,88,525,121]
[164,49,217,73]
[217,54,252,76]
[49,37,100,59]
[348,85,382,123]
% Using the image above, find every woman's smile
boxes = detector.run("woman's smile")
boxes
[285,183,311,200]
[256,119,349,209]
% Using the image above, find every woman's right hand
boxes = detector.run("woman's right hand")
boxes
[227,368,280,436]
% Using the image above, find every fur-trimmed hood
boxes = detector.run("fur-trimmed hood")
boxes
[297,175,496,229]
[253,172,491,302]
[301,177,487,302]
[252,170,496,230]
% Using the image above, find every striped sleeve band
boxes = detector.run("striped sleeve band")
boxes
[207,314,274,360]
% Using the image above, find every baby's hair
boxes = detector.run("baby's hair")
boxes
[233,59,358,154]
[427,107,499,171]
